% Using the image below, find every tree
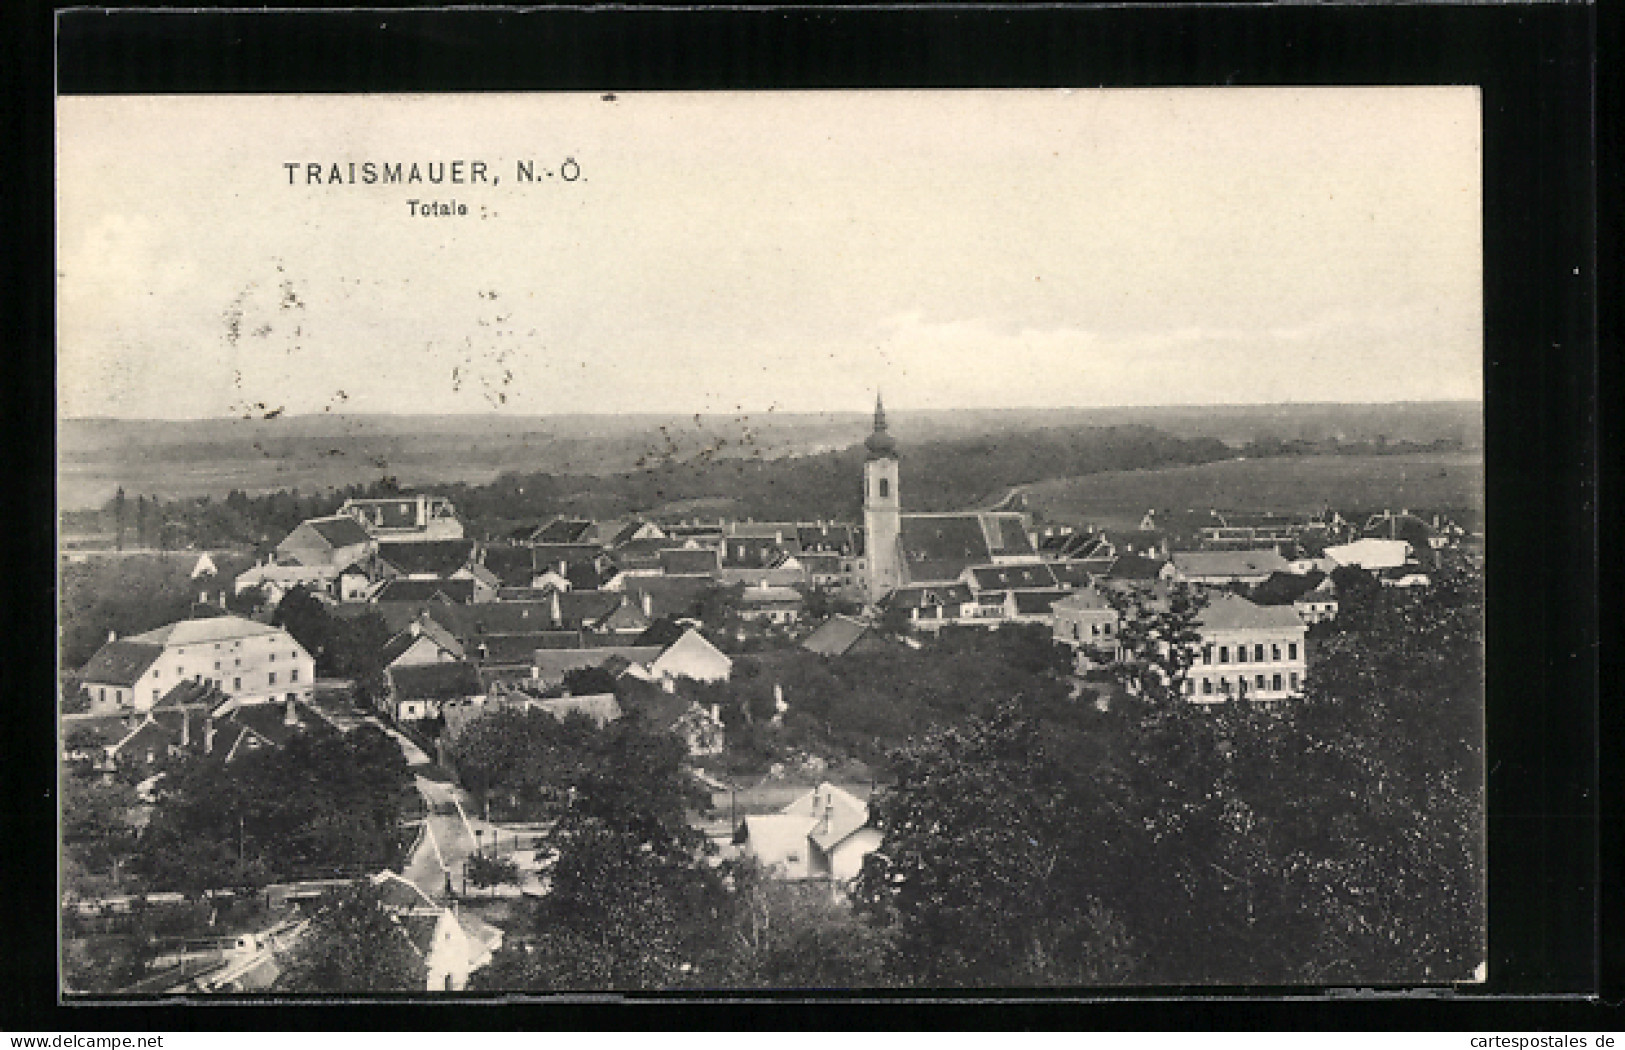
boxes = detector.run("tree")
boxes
[714,861,898,988]
[1103,583,1209,706]
[113,487,126,551]
[464,852,520,889]
[271,585,335,670]
[275,882,427,992]
[563,665,617,697]
[853,700,1142,986]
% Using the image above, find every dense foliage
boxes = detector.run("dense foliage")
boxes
[855,558,1485,985]
[274,881,428,993]
[128,723,414,893]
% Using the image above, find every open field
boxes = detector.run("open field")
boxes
[58,403,1479,511]
[1024,451,1484,530]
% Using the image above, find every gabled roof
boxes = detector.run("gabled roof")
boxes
[777,782,871,853]
[376,540,475,578]
[648,629,732,680]
[659,547,721,576]
[373,578,476,604]
[532,646,664,683]
[1104,554,1166,580]
[1196,593,1308,632]
[722,536,794,568]
[130,615,289,647]
[79,640,164,686]
[534,519,595,544]
[555,591,622,629]
[299,515,374,550]
[898,515,993,583]
[227,701,310,748]
[617,577,715,620]
[969,563,1059,591]
[801,615,871,657]
[152,679,230,710]
[530,543,603,566]
[388,661,483,702]
[431,602,555,639]
[737,584,803,606]
[470,633,567,665]
[885,583,974,610]
[1047,561,1095,589]
[1013,589,1071,615]
[482,545,540,587]
[1052,586,1115,613]
[1170,550,1291,578]
[796,523,858,554]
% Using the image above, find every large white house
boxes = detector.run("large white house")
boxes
[77,615,316,714]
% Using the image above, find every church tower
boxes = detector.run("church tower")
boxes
[863,394,903,602]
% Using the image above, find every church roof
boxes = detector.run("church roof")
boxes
[864,395,898,460]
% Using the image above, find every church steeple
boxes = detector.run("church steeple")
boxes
[865,392,897,460]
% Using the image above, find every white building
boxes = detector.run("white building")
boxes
[77,615,316,714]
[1184,594,1309,704]
[739,782,882,883]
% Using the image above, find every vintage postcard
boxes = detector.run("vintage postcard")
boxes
[57,89,1485,994]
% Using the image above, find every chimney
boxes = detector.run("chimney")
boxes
[640,590,652,618]
[284,698,299,727]
[710,703,720,722]
[204,718,216,755]
[550,591,562,626]
[181,708,191,748]
[558,559,567,576]
[107,630,117,644]
[219,591,227,610]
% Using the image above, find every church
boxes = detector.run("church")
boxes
[861,396,1061,622]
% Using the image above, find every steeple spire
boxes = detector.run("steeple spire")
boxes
[865,392,897,459]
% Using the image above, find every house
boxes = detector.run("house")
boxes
[364,871,504,991]
[529,518,596,545]
[1035,527,1109,561]
[1184,594,1309,704]
[1292,576,1340,624]
[232,561,351,605]
[646,628,733,685]
[735,582,805,625]
[276,515,376,570]
[383,660,484,722]
[1050,586,1121,670]
[379,614,466,671]
[338,495,464,541]
[801,615,887,657]
[528,646,665,690]
[884,583,980,631]
[739,782,881,883]
[77,615,315,714]
[374,539,478,580]
[604,575,716,620]
[1164,549,1291,587]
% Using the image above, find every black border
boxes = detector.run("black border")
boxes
[6,1,1605,1031]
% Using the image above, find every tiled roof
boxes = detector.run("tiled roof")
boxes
[469,633,565,665]
[388,661,484,701]
[481,545,538,587]
[659,548,721,576]
[796,524,858,554]
[432,602,555,639]
[534,519,595,544]
[1053,586,1114,612]
[886,583,974,610]
[969,563,1059,591]
[737,585,803,605]
[130,615,287,647]
[800,615,870,657]
[373,578,476,604]
[556,591,621,628]
[1171,550,1291,578]
[989,515,1035,556]
[153,680,230,710]
[1047,561,1095,588]
[533,647,663,683]
[1196,593,1308,632]
[530,543,603,566]
[304,516,374,550]
[376,540,475,577]
[228,701,310,747]
[898,515,992,583]
[1013,589,1070,615]
[79,640,164,686]
[1105,554,1166,580]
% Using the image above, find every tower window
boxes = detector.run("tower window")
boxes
[878,478,889,499]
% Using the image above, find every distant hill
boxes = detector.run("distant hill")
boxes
[58,402,1481,512]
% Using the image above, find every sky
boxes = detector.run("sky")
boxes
[57,89,1482,419]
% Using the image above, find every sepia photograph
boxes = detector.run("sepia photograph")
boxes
[56,88,1487,996]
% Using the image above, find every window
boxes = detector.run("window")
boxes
[1290,672,1300,690]
[1089,623,1100,637]
[178,667,185,677]
[152,668,160,679]
[268,672,278,685]
[235,658,241,667]
[270,653,276,662]
[214,661,221,671]
[878,478,889,498]
[1219,678,1231,694]
[1103,622,1113,635]
[98,688,106,702]
[1272,674,1283,691]
[1255,674,1265,690]
[1218,646,1229,664]
[1201,645,1212,665]
[1254,644,1265,662]
[1201,678,1213,695]
[1288,642,1299,660]
[1182,679,1194,695]
[290,669,299,683]
[1237,646,1247,664]
[1272,644,1281,661]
